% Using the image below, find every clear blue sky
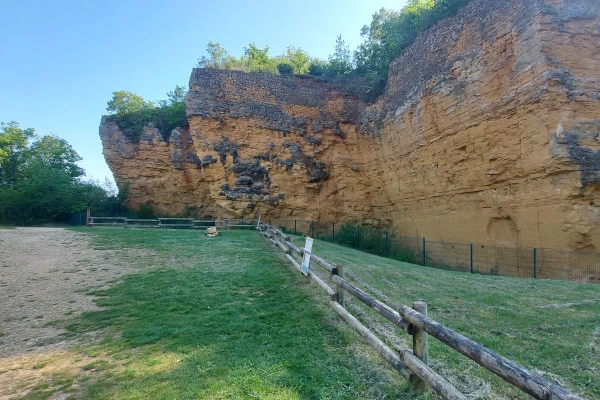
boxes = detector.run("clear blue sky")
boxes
[0,0,407,185]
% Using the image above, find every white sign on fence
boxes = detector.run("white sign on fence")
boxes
[301,237,313,276]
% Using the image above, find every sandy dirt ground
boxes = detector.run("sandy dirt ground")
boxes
[0,227,139,399]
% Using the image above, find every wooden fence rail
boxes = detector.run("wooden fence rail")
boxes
[88,216,258,230]
[258,222,583,400]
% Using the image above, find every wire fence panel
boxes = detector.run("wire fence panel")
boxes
[314,221,334,242]
[270,219,600,284]
[389,236,422,264]
[538,248,600,283]
[69,211,88,226]
[471,245,533,278]
[425,241,471,273]
[270,219,296,235]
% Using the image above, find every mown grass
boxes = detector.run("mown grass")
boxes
[27,228,423,400]
[301,236,600,399]
[20,228,600,399]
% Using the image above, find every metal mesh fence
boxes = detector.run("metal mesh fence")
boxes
[270,220,600,284]
[69,211,88,226]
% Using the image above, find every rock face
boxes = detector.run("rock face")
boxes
[100,0,600,251]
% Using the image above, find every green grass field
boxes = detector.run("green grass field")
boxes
[27,228,416,400]
[303,235,600,399]
[22,228,599,399]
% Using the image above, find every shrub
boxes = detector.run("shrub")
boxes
[277,63,294,75]
[107,88,188,141]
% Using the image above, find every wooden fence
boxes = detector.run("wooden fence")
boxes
[87,216,257,230]
[258,222,582,400]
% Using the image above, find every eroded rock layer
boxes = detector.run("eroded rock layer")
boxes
[100,0,600,251]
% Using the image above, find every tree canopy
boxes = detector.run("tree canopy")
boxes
[106,86,189,141]
[106,91,155,116]
[0,121,122,224]
[197,0,472,100]
[355,0,471,96]
[198,42,320,76]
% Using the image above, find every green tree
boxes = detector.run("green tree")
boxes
[157,85,187,107]
[242,43,277,73]
[276,63,294,75]
[281,46,311,74]
[108,86,188,140]
[166,85,186,104]
[27,135,84,179]
[355,0,471,97]
[0,121,35,185]
[308,59,330,76]
[106,91,155,116]
[328,35,353,77]
[198,42,238,69]
[0,121,123,224]
[153,86,188,139]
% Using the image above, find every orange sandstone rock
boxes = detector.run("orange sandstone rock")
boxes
[100,0,600,251]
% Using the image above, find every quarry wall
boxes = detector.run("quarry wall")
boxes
[100,0,600,251]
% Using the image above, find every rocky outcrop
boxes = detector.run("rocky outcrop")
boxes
[100,0,600,251]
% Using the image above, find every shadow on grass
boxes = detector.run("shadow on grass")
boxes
[62,230,415,399]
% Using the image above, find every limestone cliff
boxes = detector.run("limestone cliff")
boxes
[100,0,600,251]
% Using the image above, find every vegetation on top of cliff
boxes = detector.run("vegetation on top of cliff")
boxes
[106,86,188,141]
[199,0,471,101]
[354,0,472,97]
[198,42,314,75]
[0,121,123,224]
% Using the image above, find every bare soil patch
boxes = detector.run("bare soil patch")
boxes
[0,227,139,399]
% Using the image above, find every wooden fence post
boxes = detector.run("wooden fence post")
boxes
[412,301,429,390]
[335,264,345,308]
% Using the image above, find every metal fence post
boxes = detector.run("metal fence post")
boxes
[311,221,314,238]
[332,222,335,243]
[533,248,537,278]
[294,220,297,235]
[470,243,473,273]
[422,237,426,266]
[357,226,361,250]
[385,232,389,258]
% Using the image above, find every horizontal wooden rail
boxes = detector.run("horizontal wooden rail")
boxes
[398,306,583,400]
[89,222,126,226]
[329,301,415,382]
[275,240,288,253]
[285,240,301,255]
[285,254,336,298]
[331,274,412,333]
[272,227,290,241]
[159,224,193,227]
[258,222,584,399]
[396,347,465,400]
[310,253,335,273]
[89,216,258,230]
